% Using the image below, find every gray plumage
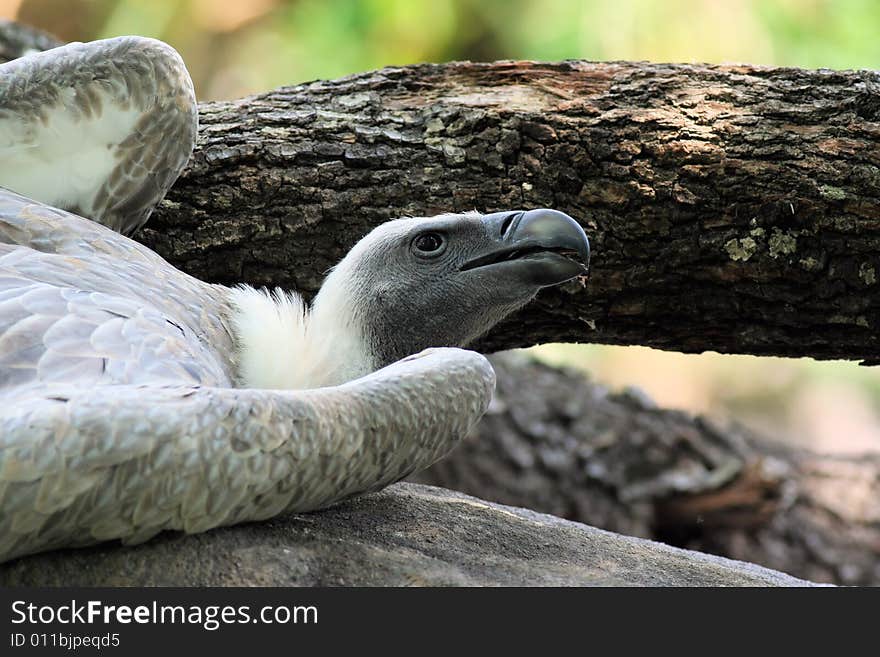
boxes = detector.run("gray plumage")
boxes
[0,36,196,236]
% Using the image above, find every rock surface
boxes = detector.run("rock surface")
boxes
[414,353,880,586]
[0,483,819,586]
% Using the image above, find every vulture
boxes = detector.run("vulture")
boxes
[0,37,590,562]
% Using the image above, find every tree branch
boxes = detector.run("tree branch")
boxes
[149,61,880,362]
[4,19,880,360]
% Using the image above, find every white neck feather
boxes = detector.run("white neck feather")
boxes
[228,285,372,390]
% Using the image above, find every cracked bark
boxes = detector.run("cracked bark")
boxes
[151,62,880,363]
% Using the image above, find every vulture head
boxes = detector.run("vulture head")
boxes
[231,209,589,390]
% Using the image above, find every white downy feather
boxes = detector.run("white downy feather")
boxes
[0,85,140,217]
[228,284,372,390]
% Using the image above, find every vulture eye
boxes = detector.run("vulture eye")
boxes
[412,232,446,256]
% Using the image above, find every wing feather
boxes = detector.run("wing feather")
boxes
[0,189,235,391]
[0,36,197,235]
[0,348,495,561]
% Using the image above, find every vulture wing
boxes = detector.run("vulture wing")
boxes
[0,36,197,236]
[0,346,493,563]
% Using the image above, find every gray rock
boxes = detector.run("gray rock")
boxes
[0,483,820,586]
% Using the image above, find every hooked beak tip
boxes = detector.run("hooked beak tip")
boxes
[468,208,591,286]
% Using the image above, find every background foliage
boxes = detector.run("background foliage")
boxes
[4,0,880,453]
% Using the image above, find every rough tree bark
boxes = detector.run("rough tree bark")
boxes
[3,20,880,361]
[150,61,880,363]
[3,21,879,584]
[412,354,880,586]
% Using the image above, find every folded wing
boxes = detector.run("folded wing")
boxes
[0,36,197,235]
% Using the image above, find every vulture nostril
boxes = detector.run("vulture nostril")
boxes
[500,212,520,238]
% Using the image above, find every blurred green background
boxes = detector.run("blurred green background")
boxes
[6,0,880,99]
[4,0,880,453]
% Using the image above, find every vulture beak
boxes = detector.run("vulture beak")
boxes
[462,209,591,286]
